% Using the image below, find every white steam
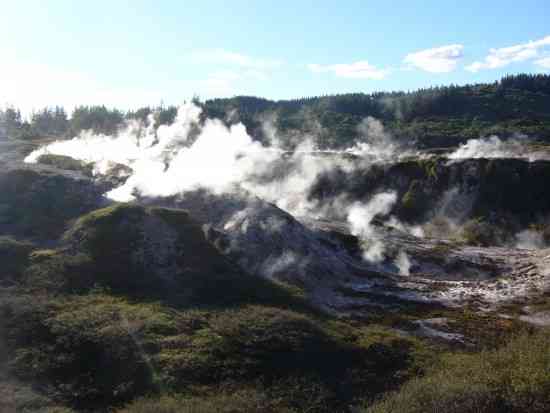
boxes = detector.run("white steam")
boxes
[26,104,280,201]
[24,104,427,268]
[347,192,397,262]
[515,229,546,250]
[387,216,425,238]
[108,120,272,201]
[448,135,547,162]
[395,250,412,276]
[348,117,409,161]
[25,104,409,219]
[248,148,362,217]
[25,106,203,176]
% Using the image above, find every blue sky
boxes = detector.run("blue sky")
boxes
[1,0,549,113]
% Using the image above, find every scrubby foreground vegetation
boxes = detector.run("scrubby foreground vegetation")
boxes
[0,201,548,413]
[1,204,433,412]
[366,330,550,413]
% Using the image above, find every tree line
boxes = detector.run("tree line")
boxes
[0,105,179,140]
[2,74,550,148]
[204,74,550,148]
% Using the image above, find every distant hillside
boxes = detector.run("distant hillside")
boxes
[3,74,550,149]
[204,74,550,149]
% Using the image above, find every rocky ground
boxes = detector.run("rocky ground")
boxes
[2,135,550,318]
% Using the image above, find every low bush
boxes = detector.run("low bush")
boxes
[117,391,296,413]
[365,330,550,413]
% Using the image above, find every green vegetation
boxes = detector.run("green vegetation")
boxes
[69,105,124,136]
[364,330,550,413]
[458,217,509,247]
[46,204,310,308]
[0,379,76,413]
[1,203,438,412]
[1,200,549,412]
[417,157,440,180]
[204,74,550,149]
[400,180,428,220]
[0,103,178,139]
[5,293,155,409]
[36,154,94,176]
[2,78,550,412]
[116,392,295,413]
[3,290,433,412]
[3,74,550,149]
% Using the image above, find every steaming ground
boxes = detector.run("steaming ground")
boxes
[447,135,550,162]
[23,104,414,251]
[23,104,550,311]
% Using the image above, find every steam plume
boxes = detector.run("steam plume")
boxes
[347,192,397,262]
[448,135,547,162]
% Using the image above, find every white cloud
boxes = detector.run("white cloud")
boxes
[192,49,281,97]
[535,56,550,70]
[466,35,550,72]
[403,44,464,73]
[307,61,388,79]
[191,49,283,70]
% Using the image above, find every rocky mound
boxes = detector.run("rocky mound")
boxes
[35,154,94,176]
[142,189,387,308]
[24,204,269,305]
[0,166,108,241]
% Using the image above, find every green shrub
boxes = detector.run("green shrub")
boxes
[24,249,95,293]
[8,294,157,409]
[3,289,430,412]
[117,391,296,413]
[365,330,550,413]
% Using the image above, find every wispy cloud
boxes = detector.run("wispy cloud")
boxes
[191,49,283,70]
[192,49,281,97]
[307,61,388,79]
[403,44,464,73]
[466,35,550,72]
